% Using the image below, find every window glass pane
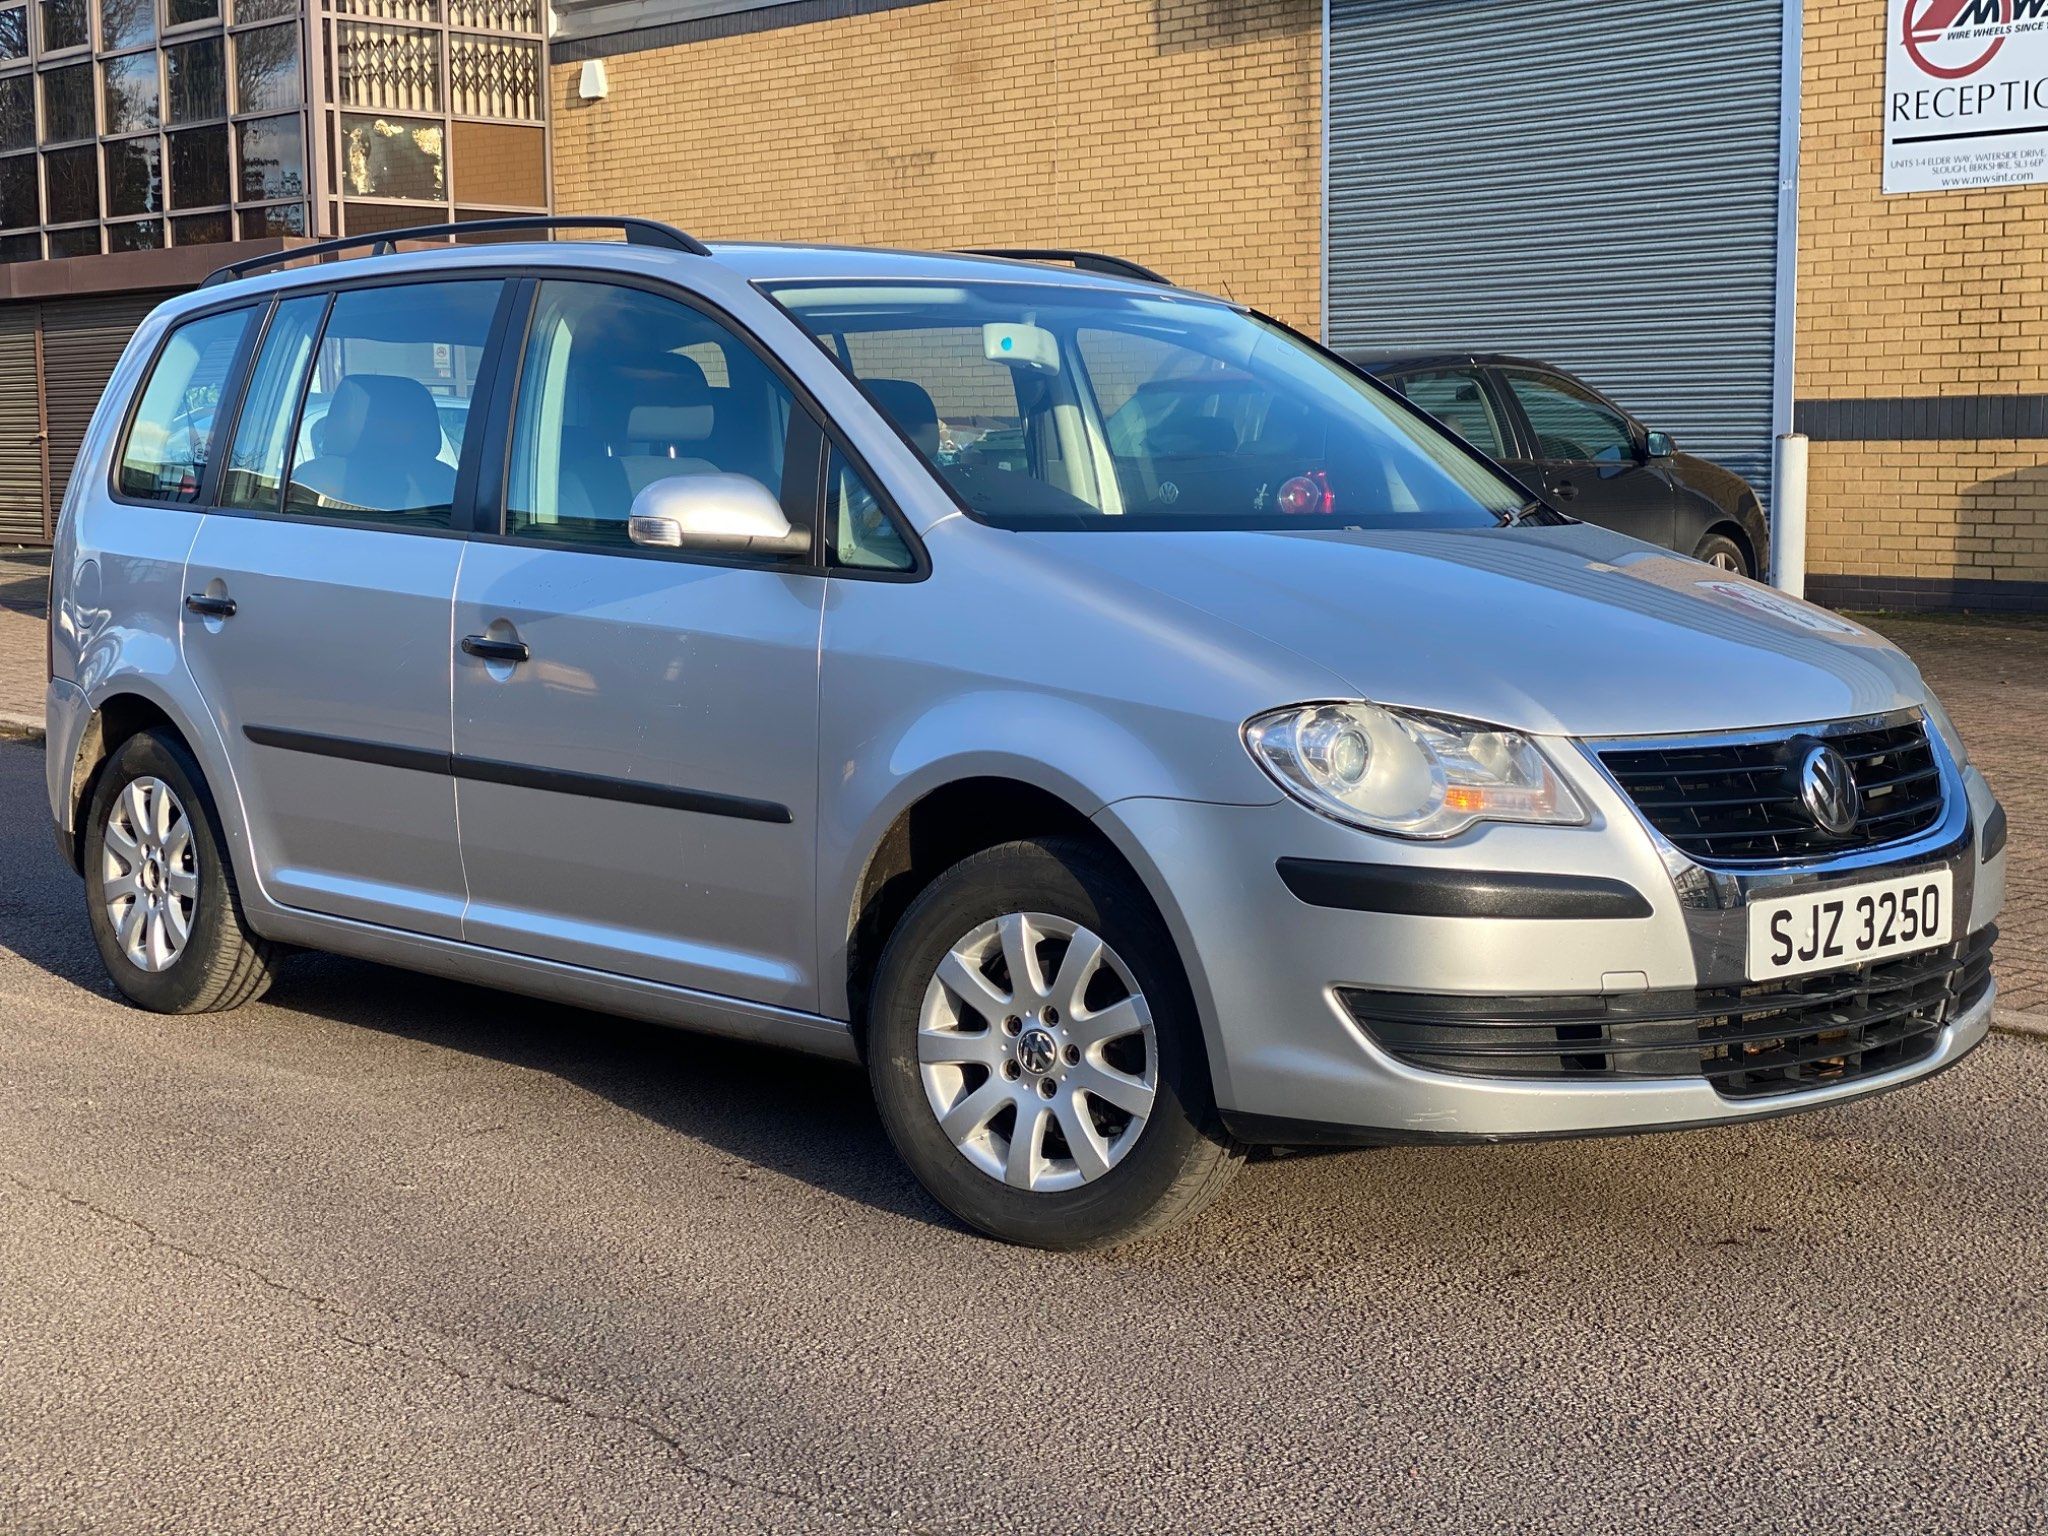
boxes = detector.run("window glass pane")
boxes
[506,281,798,553]
[826,446,911,571]
[232,22,299,113]
[119,308,251,500]
[170,208,228,242]
[104,133,160,214]
[1395,370,1507,458]
[232,0,291,20]
[41,63,93,142]
[222,292,320,510]
[168,124,226,206]
[167,0,218,23]
[450,120,542,208]
[1502,371,1635,464]
[165,37,223,123]
[234,112,300,200]
[99,0,153,49]
[0,229,36,260]
[343,197,438,233]
[340,112,441,199]
[336,23,440,111]
[237,199,301,237]
[47,222,98,255]
[0,7,26,59]
[43,142,95,221]
[0,151,34,225]
[37,0,84,50]
[101,53,160,134]
[286,280,499,525]
[107,215,161,249]
[0,74,29,151]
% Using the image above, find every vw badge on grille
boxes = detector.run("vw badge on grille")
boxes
[1798,743,1861,836]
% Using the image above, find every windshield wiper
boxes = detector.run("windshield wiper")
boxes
[1500,497,1565,527]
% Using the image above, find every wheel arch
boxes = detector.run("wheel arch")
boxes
[64,689,195,874]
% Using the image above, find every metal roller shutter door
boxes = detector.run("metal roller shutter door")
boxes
[0,304,42,542]
[1327,0,1786,502]
[43,295,160,514]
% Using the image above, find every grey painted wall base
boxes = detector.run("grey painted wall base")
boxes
[1810,573,2048,616]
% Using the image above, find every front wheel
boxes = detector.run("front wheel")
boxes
[866,837,1243,1249]
[1693,530,1751,577]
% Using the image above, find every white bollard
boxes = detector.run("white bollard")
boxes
[1773,432,1808,599]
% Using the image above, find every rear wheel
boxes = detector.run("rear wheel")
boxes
[1693,530,1750,577]
[83,729,277,1014]
[866,837,1242,1249]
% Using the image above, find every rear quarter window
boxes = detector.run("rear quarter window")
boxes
[116,306,253,502]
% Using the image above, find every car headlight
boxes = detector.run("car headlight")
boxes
[1921,692,1969,769]
[1243,701,1587,838]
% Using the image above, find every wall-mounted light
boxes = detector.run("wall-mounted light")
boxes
[579,59,609,101]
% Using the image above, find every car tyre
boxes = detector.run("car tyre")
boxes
[866,836,1244,1250]
[83,728,277,1014]
[1693,530,1751,577]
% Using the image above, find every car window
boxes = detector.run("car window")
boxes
[1390,369,1507,458]
[503,280,799,555]
[116,306,253,502]
[826,443,913,572]
[219,294,325,511]
[770,280,1520,531]
[281,279,500,527]
[1501,369,1635,464]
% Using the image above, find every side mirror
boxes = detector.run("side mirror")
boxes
[627,473,811,558]
[1645,430,1676,459]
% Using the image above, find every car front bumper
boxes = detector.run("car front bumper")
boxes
[1097,733,2005,1144]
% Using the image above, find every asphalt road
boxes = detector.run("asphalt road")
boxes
[4,739,2047,1535]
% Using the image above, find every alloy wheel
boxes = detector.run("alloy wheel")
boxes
[917,911,1159,1193]
[101,776,197,973]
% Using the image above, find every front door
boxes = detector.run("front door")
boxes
[451,277,826,1010]
[1495,366,1676,548]
[182,278,504,937]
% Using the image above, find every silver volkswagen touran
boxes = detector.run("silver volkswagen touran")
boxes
[45,219,2005,1248]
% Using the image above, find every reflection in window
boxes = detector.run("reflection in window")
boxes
[101,52,161,134]
[0,6,25,58]
[99,0,153,49]
[170,209,228,242]
[235,113,301,200]
[232,0,293,20]
[0,73,28,150]
[41,63,93,142]
[0,230,36,260]
[337,22,440,112]
[449,120,542,206]
[828,446,912,571]
[0,151,34,226]
[47,223,97,256]
[107,215,161,249]
[168,125,227,206]
[104,133,160,215]
[165,35,224,122]
[37,0,84,50]
[223,292,321,510]
[119,307,251,501]
[238,200,302,236]
[232,22,299,113]
[341,112,442,200]
[167,0,218,22]
[43,142,95,221]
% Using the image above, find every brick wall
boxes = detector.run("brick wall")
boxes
[548,0,1322,333]
[1800,0,2048,602]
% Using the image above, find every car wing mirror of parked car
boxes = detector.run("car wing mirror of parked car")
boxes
[1645,430,1677,459]
[627,473,812,558]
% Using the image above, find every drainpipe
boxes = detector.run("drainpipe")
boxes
[1774,433,1809,599]
[1770,0,1806,595]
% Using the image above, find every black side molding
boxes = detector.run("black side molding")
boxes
[242,725,792,825]
[1275,857,1653,921]
[1982,801,2008,863]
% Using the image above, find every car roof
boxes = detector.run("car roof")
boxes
[179,234,1232,309]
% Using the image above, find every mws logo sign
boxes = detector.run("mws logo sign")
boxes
[1903,0,2048,79]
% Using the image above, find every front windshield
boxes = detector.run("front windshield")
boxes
[764,279,1524,532]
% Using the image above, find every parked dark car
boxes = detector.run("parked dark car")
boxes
[1348,352,1770,579]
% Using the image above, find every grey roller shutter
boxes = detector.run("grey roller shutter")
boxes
[0,303,43,541]
[43,294,159,512]
[1327,0,1786,502]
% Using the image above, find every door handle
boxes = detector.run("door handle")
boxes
[185,592,237,618]
[1551,482,1580,501]
[461,634,530,665]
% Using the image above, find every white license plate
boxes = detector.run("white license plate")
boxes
[1746,870,1953,982]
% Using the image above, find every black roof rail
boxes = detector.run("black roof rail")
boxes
[199,215,713,288]
[957,248,1173,286]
